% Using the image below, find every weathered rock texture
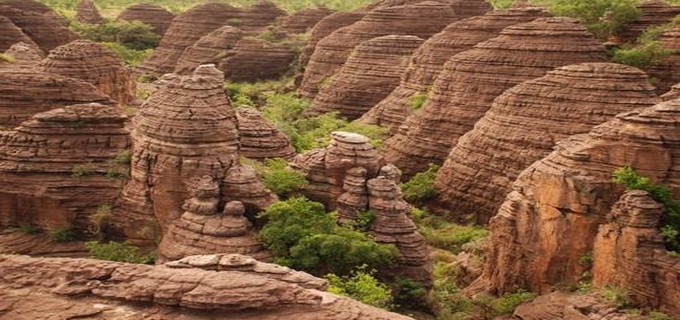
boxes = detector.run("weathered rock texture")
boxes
[360,7,549,130]
[433,63,659,224]
[238,0,287,36]
[0,68,112,127]
[39,40,136,105]
[174,26,243,75]
[470,100,680,302]
[0,231,88,257]
[619,0,680,43]
[0,16,34,52]
[236,107,296,160]
[117,3,175,36]
[661,82,680,101]
[280,6,334,34]
[0,254,413,319]
[218,38,297,82]
[136,3,242,76]
[383,18,609,178]
[0,1,79,52]
[2,41,43,67]
[298,1,466,99]
[157,177,271,263]
[75,0,105,24]
[298,11,365,68]
[115,66,275,242]
[644,26,680,94]
[0,103,130,233]
[307,35,424,120]
[513,292,641,320]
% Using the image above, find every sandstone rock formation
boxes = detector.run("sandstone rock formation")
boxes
[0,1,79,52]
[117,3,175,36]
[513,292,641,319]
[157,177,271,263]
[236,107,296,160]
[0,16,35,52]
[0,254,412,319]
[298,11,365,68]
[307,35,424,120]
[75,0,105,24]
[39,40,136,105]
[174,26,243,75]
[433,63,659,224]
[471,100,680,300]
[0,103,130,233]
[619,0,680,43]
[2,41,43,67]
[0,68,112,127]
[0,231,88,257]
[115,65,276,242]
[383,17,609,178]
[360,7,549,130]
[298,1,464,99]
[218,38,296,82]
[238,0,287,36]
[280,6,334,34]
[661,82,680,101]
[644,25,680,94]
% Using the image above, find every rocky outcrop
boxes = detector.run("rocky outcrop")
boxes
[0,254,412,319]
[0,68,112,127]
[174,26,243,75]
[471,100,680,297]
[238,0,287,36]
[2,41,43,67]
[619,0,680,43]
[115,65,276,242]
[299,11,365,68]
[298,1,462,99]
[136,3,241,76]
[0,2,79,52]
[236,107,296,160]
[661,82,680,100]
[117,3,175,36]
[0,103,130,233]
[75,0,105,24]
[513,292,640,320]
[307,35,424,120]
[0,16,35,52]
[39,40,136,105]
[359,7,549,130]
[218,38,296,82]
[280,6,334,34]
[433,63,659,224]
[383,17,608,178]
[157,177,271,263]
[644,26,680,94]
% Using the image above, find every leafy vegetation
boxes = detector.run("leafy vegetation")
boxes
[50,226,77,242]
[71,163,94,177]
[248,157,308,197]
[410,92,428,110]
[72,20,160,50]
[601,286,632,308]
[326,266,394,309]
[612,41,673,67]
[17,223,40,235]
[102,42,153,67]
[400,164,439,203]
[88,204,112,236]
[85,240,155,264]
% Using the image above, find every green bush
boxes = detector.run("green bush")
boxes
[410,92,428,110]
[612,41,673,67]
[102,42,153,67]
[71,163,94,177]
[0,53,15,63]
[257,158,308,197]
[401,164,439,203]
[85,240,154,264]
[393,277,428,309]
[419,221,488,254]
[601,286,632,308]
[17,223,40,234]
[88,204,112,236]
[547,0,640,39]
[50,226,77,242]
[326,266,394,309]
[72,20,160,50]
[489,290,537,314]
[114,149,132,164]
[649,311,674,320]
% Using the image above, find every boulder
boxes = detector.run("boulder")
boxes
[383,17,609,178]
[280,6,334,34]
[75,0,105,24]
[619,0,680,43]
[117,3,175,36]
[307,35,424,120]
[0,16,35,52]
[218,38,297,82]
[174,26,243,75]
[236,107,296,160]
[434,63,659,224]
[298,11,365,68]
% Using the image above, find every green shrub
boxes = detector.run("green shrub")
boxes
[601,286,632,308]
[0,53,15,63]
[547,0,640,40]
[490,290,537,314]
[649,311,674,320]
[393,277,428,309]
[401,164,439,202]
[71,163,94,177]
[102,42,153,67]
[17,223,40,234]
[418,217,488,253]
[85,240,154,264]
[326,266,394,309]
[410,92,428,110]
[612,41,673,67]
[88,204,112,236]
[72,20,160,50]
[114,150,132,164]
[257,158,308,197]
[50,226,77,242]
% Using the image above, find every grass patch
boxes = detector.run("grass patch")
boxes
[400,164,439,203]
[86,240,154,264]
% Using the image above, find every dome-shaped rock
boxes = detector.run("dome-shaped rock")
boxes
[280,6,334,34]
[236,107,296,160]
[2,41,44,68]
[75,0,105,24]
[0,16,36,52]
[298,11,365,69]
[619,0,680,43]
[174,26,243,75]
[643,25,680,94]
[238,0,287,36]
[0,4,79,52]
[218,38,296,82]
[117,3,175,36]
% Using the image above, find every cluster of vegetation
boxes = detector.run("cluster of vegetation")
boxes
[244,157,308,197]
[88,204,112,237]
[326,266,394,309]
[612,16,680,67]
[410,91,429,111]
[400,164,439,203]
[70,20,158,66]
[85,240,155,264]
[50,226,77,242]
[417,215,489,254]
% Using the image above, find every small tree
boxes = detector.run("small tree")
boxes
[548,0,640,39]
[326,266,394,309]
[401,164,439,203]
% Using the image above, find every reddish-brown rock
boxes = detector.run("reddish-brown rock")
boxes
[0,2,79,52]
[0,68,112,127]
[383,17,608,178]
[75,0,105,24]
[661,82,680,101]
[39,40,136,105]
[298,1,462,99]
[2,41,43,67]
[0,103,130,233]
[360,7,549,130]
[299,11,365,68]
[619,0,680,43]
[218,38,296,82]
[0,16,35,52]
[644,26,680,94]
[307,35,424,120]
[0,254,413,319]
[236,107,296,160]
[238,0,287,36]
[513,292,640,320]
[115,65,276,243]
[174,26,243,75]
[280,6,334,34]
[433,63,659,224]
[117,3,175,36]
[470,100,680,297]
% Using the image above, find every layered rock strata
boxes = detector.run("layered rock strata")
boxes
[513,292,642,319]
[383,17,609,178]
[75,0,105,24]
[236,107,296,160]
[0,16,35,52]
[238,0,287,36]
[0,254,413,319]
[219,38,296,82]
[471,100,680,299]
[117,3,175,36]
[433,63,659,224]
[39,40,136,105]
[360,7,549,130]
[0,68,112,127]
[298,11,365,68]
[115,65,275,242]
[2,41,43,67]
[644,26,680,94]
[298,1,461,99]
[0,103,130,232]
[307,35,424,120]
[0,2,79,52]
[661,82,680,101]
[619,0,680,43]
[157,177,271,263]
[174,26,243,75]
[280,6,334,34]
